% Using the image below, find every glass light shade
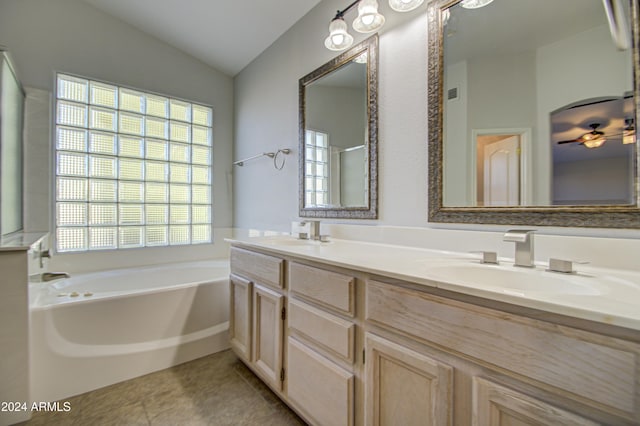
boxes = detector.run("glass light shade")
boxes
[353,52,368,64]
[324,17,354,51]
[460,0,495,9]
[583,136,606,149]
[353,0,385,33]
[389,0,424,12]
[623,129,635,144]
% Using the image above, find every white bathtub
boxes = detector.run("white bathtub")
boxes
[29,259,230,403]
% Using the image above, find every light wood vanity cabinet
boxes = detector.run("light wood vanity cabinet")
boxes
[229,244,640,426]
[473,378,600,426]
[229,247,358,425]
[286,261,357,426]
[229,247,285,390]
[366,279,640,425]
[229,274,252,361]
[364,332,453,426]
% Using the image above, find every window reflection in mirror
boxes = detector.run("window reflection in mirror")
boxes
[442,0,634,207]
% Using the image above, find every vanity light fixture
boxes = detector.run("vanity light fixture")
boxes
[353,0,386,33]
[460,0,495,9]
[389,0,424,12]
[325,0,423,51]
[622,118,635,144]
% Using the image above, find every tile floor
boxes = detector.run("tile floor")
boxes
[19,350,306,426]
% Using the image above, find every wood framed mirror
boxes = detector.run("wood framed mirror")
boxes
[428,0,640,228]
[299,35,378,219]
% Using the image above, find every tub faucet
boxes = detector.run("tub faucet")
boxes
[42,272,70,282]
[503,229,535,268]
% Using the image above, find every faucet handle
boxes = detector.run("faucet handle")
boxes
[469,251,499,264]
[546,258,589,274]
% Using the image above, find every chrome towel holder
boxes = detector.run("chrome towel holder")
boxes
[233,148,291,170]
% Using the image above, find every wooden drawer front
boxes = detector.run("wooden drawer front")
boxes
[365,333,453,426]
[287,337,354,426]
[289,298,355,363]
[366,280,638,417]
[289,262,355,316]
[229,274,252,362]
[230,247,283,289]
[253,284,284,391]
[473,378,599,426]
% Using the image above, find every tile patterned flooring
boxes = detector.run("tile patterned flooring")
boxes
[19,350,306,426]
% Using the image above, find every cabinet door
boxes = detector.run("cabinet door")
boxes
[473,378,600,426]
[252,283,284,390]
[229,274,252,361]
[287,337,354,426]
[365,333,453,426]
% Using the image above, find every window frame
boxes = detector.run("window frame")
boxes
[53,72,213,253]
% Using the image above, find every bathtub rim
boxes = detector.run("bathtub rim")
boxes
[29,258,230,311]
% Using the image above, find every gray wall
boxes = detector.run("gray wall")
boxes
[306,85,366,150]
[553,157,633,205]
[234,0,429,229]
[0,0,234,243]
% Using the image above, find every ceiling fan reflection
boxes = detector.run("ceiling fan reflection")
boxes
[556,121,633,149]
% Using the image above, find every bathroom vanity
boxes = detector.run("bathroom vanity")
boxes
[227,236,640,426]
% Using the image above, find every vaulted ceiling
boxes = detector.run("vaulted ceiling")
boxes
[80,0,323,76]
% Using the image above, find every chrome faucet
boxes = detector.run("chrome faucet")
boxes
[299,220,321,240]
[503,229,535,267]
[41,272,70,282]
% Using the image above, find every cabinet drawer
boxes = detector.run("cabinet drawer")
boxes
[366,280,638,418]
[289,298,355,363]
[289,262,355,316]
[230,247,283,289]
[287,337,354,426]
[473,377,599,426]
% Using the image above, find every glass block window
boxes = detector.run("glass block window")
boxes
[304,129,329,206]
[55,73,213,252]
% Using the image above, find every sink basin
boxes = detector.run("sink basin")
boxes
[427,263,604,296]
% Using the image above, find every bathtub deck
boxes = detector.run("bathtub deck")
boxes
[19,350,305,425]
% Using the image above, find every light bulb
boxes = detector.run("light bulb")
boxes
[353,0,385,33]
[324,17,354,51]
[362,14,375,25]
[583,136,606,149]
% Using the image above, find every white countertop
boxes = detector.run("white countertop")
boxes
[227,235,640,332]
[0,232,47,252]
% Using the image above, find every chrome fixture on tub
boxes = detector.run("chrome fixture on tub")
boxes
[42,272,70,282]
[503,229,535,267]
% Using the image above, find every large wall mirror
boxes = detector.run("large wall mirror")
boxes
[428,0,640,227]
[299,35,378,219]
